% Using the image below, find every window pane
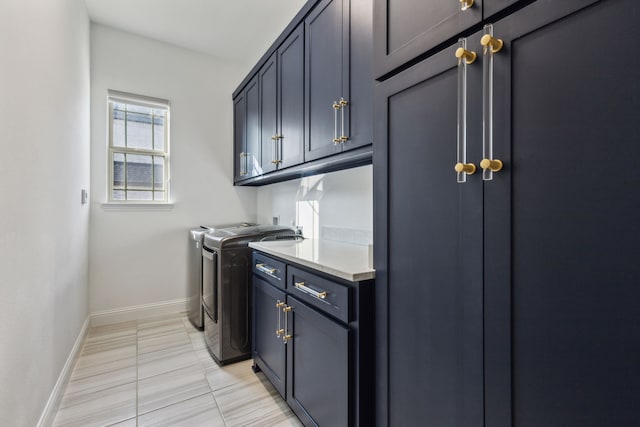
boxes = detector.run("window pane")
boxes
[127,104,153,115]
[127,190,153,201]
[113,153,125,188]
[112,190,125,200]
[154,156,164,190]
[126,112,152,150]
[126,154,153,189]
[113,102,127,112]
[153,115,165,151]
[112,109,125,147]
[153,191,165,201]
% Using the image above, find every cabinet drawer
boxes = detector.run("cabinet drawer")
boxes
[253,253,286,290]
[287,266,351,323]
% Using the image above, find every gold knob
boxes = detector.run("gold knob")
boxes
[332,102,341,110]
[276,302,285,308]
[480,158,503,172]
[455,47,477,64]
[339,98,348,106]
[283,334,292,342]
[283,306,293,313]
[455,162,477,175]
[271,135,277,140]
[481,34,503,53]
[460,0,474,11]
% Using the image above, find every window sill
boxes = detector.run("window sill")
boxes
[101,202,174,211]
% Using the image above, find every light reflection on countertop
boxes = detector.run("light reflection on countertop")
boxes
[249,238,375,282]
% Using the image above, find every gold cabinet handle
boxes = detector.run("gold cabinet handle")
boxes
[455,47,477,65]
[271,135,277,140]
[480,158,503,172]
[459,0,474,11]
[282,305,293,343]
[481,34,503,54]
[276,300,285,337]
[256,263,277,275]
[333,101,341,145]
[455,162,476,175]
[294,281,327,299]
[271,160,282,164]
[339,97,349,143]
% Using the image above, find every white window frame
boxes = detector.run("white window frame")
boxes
[107,90,170,203]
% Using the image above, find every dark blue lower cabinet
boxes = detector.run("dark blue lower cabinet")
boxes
[252,252,373,426]
[286,295,350,427]
[252,277,287,398]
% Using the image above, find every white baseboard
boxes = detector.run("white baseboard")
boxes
[90,298,188,326]
[37,316,90,427]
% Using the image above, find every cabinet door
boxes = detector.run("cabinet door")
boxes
[286,296,350,426]
[245,76,261,178]
[342,0,373,152]
[484,1,640,425]
[260,53,278,174]
[253,277,287,398]
[373,39,484,426]
[305,0,349,162]
[278,26,305,169]
[374,0,481,79]
[233,92,246,182]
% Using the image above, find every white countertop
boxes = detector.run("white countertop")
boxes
[249,239,375,282]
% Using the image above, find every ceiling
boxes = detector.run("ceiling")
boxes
[84,0,307,68]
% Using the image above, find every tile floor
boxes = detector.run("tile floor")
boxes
[52,313,302,427]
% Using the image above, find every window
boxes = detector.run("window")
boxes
[108,90,170,202]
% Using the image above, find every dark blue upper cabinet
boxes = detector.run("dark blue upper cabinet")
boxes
[374,0,526,79]
[305,0,350,161]
[305,0,373,162]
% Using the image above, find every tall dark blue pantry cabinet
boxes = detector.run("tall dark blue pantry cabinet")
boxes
[374,0,640,426]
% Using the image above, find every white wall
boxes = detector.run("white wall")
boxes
[89,24,257,313]
[0,0,90,425]
[256,165,373,245]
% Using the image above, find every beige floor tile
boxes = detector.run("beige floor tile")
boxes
[64,364,136,396]
[138,316,187,338]
[106,417,137,426]
[138,364,211,415]
[205,358,258,392]
[138,330,191,355]
[138,345,200,380]
[74,340,137,370]
[138,393,226,427]
[70,356,137,382]
[213,372,301,426]
[53,382,136,427]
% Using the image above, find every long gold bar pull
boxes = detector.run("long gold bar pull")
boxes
[460,0,474,11]
[276,301,285,337]
[282,305,293,343]
[339,97,349,142]
[455,38,476,183]
[333,101,341,145]
[481,24,502,181]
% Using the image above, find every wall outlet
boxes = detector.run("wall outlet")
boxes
[272,216,279,225]
[81,189,88,205]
